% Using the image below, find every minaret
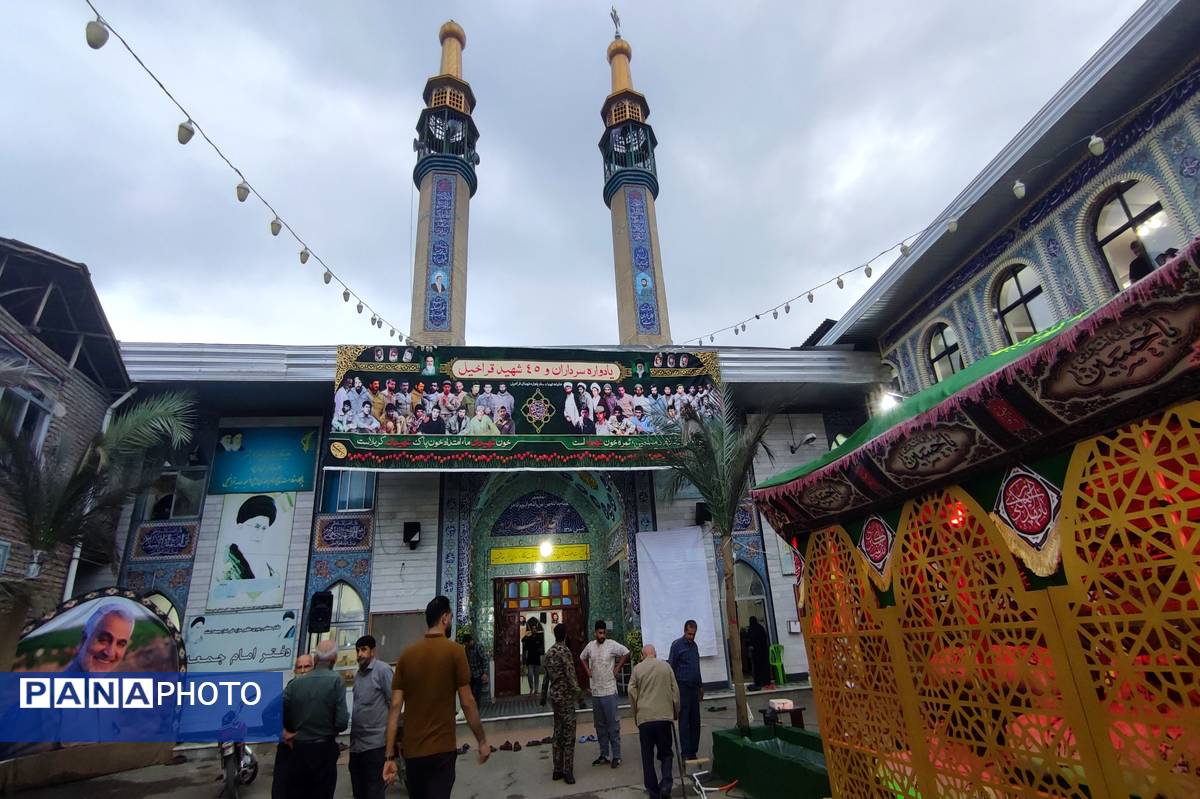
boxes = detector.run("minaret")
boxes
[599,23,672,346]
[409,20,480,346]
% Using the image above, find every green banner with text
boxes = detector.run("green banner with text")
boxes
[325,345,721,470]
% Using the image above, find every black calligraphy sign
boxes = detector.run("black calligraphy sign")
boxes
[132,522,197,560]
[316,515,372,551]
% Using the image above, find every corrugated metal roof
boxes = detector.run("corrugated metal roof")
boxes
[119,342,891,386]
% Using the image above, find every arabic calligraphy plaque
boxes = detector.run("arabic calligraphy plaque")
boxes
[315,514,373,552]
[1041,301,1200,403]
[131,521,198,560]
[885,424,977,478]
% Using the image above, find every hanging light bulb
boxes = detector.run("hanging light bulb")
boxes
[1088,134,1105,157]
[784,303,790,314]
[806,292,813,303]
[772,309,778,319]
[356,301,364,314]
[370,315,377,326]
[754,314,760,320]
[900,242,911,257]
[85,16,109,49]
[734,327,739,336]
[300,247,310,264]
[378,319,385,328]
[270,216,282,236]
[864,264,873,278]
[323,270,332,284]
[177,119,195,145]
[342,288,351,302]
[236,181,250,202]
[697,339,703,346]
[1012,180,1026,199]
[390,328,396,337]
[836,276,844,289]
[740,323,746,332]
[709,335,714,343]
[947,216,958,233]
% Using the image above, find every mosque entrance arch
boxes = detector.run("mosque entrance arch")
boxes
[466,471,629,699]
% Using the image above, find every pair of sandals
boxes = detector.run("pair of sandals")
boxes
[498,741,523,752]
[577,733,598,743]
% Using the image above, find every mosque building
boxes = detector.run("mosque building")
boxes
[5,0,1197,716]
[86,20,885,692]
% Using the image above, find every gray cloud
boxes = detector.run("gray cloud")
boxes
[1,1,1140,348]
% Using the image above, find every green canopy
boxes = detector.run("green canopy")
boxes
[755,314,1082,490]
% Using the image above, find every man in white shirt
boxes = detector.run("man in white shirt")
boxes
[579,619,630,768]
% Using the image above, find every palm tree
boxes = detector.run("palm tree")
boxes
[0,390,195,659]
[653,385,775,732]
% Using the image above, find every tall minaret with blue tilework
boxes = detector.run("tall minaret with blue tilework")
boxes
[409,21,479,346]
[600,30,672,346]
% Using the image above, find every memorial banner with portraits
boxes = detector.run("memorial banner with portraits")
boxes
[207,492,297,611]
[326,345,721,470]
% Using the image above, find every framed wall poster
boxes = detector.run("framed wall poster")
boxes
[207,492,296,611]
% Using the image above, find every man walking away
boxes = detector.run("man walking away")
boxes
[382,596,492,799]
[668,620,702,760]
[283,640,349,799]
[629,645,680,799]
[462,633,489,708]
[580,619,630,768]
[272,654,314,799]
[349,635,393,799]
[540,623,581,784]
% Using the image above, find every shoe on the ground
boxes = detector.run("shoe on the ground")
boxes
[552,771,562,781]
[541,735,553,744]
[564,772,575,785]
[611,757,621,768]
[513,742,522,752]
[592,755,610,766]
[500,741,513,751]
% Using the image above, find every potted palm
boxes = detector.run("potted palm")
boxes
[0,389,195,668]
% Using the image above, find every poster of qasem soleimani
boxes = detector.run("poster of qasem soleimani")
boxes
[207,492,296,611]
[325,345,721,470]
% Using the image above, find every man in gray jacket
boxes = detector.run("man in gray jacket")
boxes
[628,645,680,799]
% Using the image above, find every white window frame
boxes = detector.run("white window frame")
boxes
[0,385,53,454]
[329,471,376,513]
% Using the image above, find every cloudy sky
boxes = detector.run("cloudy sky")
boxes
[3,1,1142,348]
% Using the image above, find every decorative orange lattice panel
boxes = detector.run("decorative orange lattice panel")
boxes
[894,488,1104,798]
[1059,402,1200,798]
[803,526,925,798]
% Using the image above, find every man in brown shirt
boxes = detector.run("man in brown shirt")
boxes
[382,595,491,798]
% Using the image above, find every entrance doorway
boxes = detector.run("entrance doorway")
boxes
[493,574,588,698]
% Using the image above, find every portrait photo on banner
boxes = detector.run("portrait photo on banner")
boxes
[12,592,182,674]
[1,592,183,759]
[207,492,296,610]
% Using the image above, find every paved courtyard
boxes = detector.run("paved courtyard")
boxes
[17,689,815,799]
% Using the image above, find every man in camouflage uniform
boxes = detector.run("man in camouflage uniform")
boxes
[540,623,581,784]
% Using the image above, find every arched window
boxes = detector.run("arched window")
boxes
[308,581,366,670]
[927,323,964,383]
[996,264,1053,345]
[144,592,180,632]
[1094,180,1181,289]
[730,560,771,680]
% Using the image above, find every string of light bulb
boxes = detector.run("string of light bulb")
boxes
[82,2,414,344]
[684,63,1200,348]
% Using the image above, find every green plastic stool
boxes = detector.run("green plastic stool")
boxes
[768,643,786,686]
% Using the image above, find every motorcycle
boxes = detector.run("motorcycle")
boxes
[218,711,259,798]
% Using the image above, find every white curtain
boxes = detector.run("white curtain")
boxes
[636,526,720,658]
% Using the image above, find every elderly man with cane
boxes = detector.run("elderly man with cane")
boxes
[628,644,680,799]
